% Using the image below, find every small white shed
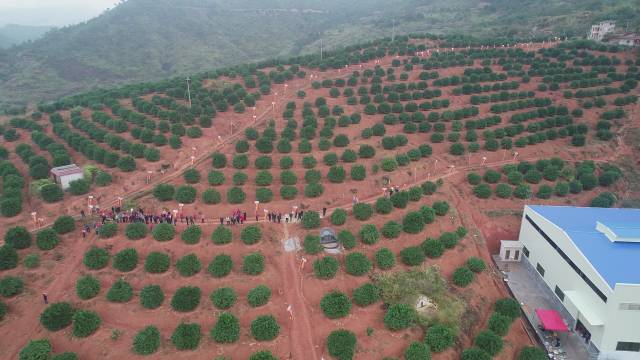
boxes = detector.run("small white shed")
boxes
[499,240,523,262]
[50,164,84,190]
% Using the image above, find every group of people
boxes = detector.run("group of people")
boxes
[219,209,247,225]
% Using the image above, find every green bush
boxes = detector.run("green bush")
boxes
[345,252,371,276]
[97,222,117,238]
[152,223,175,241]
[211,312,240,343]
[83,246,110,270]
[243,252,265,275]
[211,225,232,245]
[5,226,32,249]
[461,347,491,360]
[404,341,431,360]
[196,246,228,274]
[432,201,449,216]
[330,208,347,226]
[53,216,75,234]
[250,315,280,341]
[400,246,425,266]
[171,322,201,350]
[474,330,503,356]
[375,197,393,214]
[0,245,18,270]
[181,225,201,244]
[517,346,547,360]
[466,257,486,273]
[514,184,532,199]
[107,279,133,303]
[0,300,5,320]
[36,228,60,250]
[304,183,324,198]
[176,253,201,276]
[0,276,24,297]
[68,178,91,195]
[495,183,512,198]
[359,224,380,245]
[171,286,201,312]
[353,203,373,221]
[24,253,40,268]
[95,171,112,186]
[280,185,298,199]
[494,298,521,319]
[338,230,356,250]
[227,187,246,204]
[350,164,366,180]
[352,283,381,306]
[590,192,617,208]
[202,188,221,204]
[421,238,444,258]
[1,198,22,217]
[381,221,402,239]
[384,303,416,330]
[175,185,197,203]
[321,290,351,319]
[467,173,482,185]
[403,211,425,234]
[19,339,52,360]
[145,251,170,273]
[210,287,237,309]
[439,231,459,249]
[249,350,278,360]
[327,166,346,183]
[473,184,492,199]
[153,184,175,201]
[488,312,512,336]
[375,248,395,269]
[40,183,64,203]
[302,234,322,255]
[140,285,164,309]
[40,302,74,331]
[392,192,410,209]
[425,325,455,352]
[241,225,262,245]
[72,310,101,337]
[247,285,272,307]
[113,248,138,272]
[117,156,136,172]
[132,326,161,355]
[452,267,475,287]
[327,329,356,360]
[301,211,321,229]
[208,170,225,186]
[125,222,147,240]
[313,256,339,279]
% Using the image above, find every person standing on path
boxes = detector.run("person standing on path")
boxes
[42,293,48,304]
[322,207,327,217]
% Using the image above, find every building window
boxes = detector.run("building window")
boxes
[554,285,565,301]
[620,303,640,311]
[536,263,545,277]
[616,342,640,352]
[523,246,530,258]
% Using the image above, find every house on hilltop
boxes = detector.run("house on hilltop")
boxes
[588,21,616,42]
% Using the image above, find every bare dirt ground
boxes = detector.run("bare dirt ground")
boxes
[1,41,638,359]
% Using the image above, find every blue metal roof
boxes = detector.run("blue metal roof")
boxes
[528,205,640,288]
[599,221,640,239]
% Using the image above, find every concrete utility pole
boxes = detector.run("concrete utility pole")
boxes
[185,77,192,108]
[392,18,396,42]
[320,38,323,61]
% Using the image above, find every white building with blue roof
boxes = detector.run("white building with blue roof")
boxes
[512,205,640,359]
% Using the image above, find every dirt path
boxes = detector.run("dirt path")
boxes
[281,223,318,360]
[7,230,100,359]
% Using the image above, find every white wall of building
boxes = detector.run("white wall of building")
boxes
[518,206,640,359]
[59,173,84,190]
